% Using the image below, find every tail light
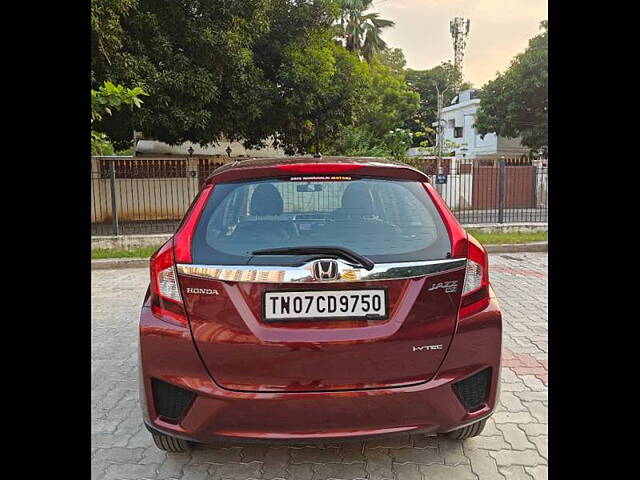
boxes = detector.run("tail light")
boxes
[149,240,187,326]
[149,184,214,326]
[422,182,490,318]
[460,234,490,318]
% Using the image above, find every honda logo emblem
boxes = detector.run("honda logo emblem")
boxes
[312,260,339,281]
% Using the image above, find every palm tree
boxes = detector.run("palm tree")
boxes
[340,0,395,62]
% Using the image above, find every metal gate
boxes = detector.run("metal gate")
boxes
[472,164,536,209]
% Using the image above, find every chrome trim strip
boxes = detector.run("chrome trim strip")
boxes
[176,258,466,283]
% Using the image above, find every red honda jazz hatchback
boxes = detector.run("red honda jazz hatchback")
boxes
[139,157,502,452]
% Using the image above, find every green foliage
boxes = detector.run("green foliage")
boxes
[91,0,138,65]
[382,128,413,162]
[91,0,414,155]
[404,61,471,145]
[339,0,395,62]
[327,125,389,157]
[474,21,548,150]
[91,131,115,156]
[91,81,148,122]
[91,81,148,154]
[356,60,419,139]
[374,47,406,75]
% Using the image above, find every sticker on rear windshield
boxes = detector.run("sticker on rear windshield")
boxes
[289,176,352,181]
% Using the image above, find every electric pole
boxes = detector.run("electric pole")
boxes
[434,82,448,175]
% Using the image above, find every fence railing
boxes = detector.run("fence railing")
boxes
[91,156,547,236]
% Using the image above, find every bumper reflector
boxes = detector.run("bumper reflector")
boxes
[151,379,195,423]
[452,368,491,411]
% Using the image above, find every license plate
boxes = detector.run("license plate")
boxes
[263,289,387,322]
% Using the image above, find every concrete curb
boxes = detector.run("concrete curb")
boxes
[92,258,149,270]
[91,242,548,270]
[485,242,548,253]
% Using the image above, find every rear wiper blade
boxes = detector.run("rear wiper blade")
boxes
[251,246,375,271]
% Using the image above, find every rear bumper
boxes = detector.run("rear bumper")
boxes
[138,294,502,443]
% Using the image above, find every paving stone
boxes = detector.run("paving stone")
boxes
[240,445,268,463]
[520,375,546,392]
[364,435,413,449]
[489,449,546,467]
[390,446,444,464]
[290,446,342,464]
[524,401,548,424]
[437,438,470,465]
[339,441,366,462]
[496,424,535,450]
[499,465,533,480]
[499,392,528,412]
[392,463,422,480]
[190,446,243,464]
[492,411,537,425]
[103,463,159,480]
[312,462,368,479]
[92,447,144,464]
[364,448,394,479]
[513,391,548,402]
[262,447,292,478]
[286,463,314,480]
[519,424,548,437]
[181,464,212,480]
[528,435,548,460]
[463,447,505,479]
[210,461,263,480]
[525,465,548,480]
[464,435,510,451]
[417,463,477,480]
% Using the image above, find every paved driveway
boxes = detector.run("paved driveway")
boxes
[92,253,548,480]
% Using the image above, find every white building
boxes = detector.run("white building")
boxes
[438,89,528,161]
[134,136,286,158]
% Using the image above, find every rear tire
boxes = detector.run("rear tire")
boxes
[151,431,191,452]
[445,419,487,440]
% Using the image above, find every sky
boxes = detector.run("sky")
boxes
[372,0,548,87]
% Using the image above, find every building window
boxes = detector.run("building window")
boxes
[454,127,463,138]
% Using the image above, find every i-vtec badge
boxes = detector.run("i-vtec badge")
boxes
[413,344,443,352]
[428,280,458,293]
[185,287,219,295]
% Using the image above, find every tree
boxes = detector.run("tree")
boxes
[355,60,419,139]
[258,35,371,154]
[91,0,358,153]
[340,0,395,62]
[404,61,471,146]
[91,81,148,155]
[374,47,407,75]
[474,21,548,150]
[91,0,138,66]
[91,0,274,149]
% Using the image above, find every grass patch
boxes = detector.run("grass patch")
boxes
[91,245,162,259]
[91,230,547,259]
[467,229,547,245]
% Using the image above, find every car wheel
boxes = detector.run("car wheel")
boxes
[445,419,487,440]
[151,431,191,452]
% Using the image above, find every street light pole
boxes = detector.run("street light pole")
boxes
[434,82,449,176]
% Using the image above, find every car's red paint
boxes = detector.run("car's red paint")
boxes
[180,268,465,392]
[139,289,501,441]
[139,156,502,443]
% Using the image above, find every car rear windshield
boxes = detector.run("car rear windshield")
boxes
[191,177,452,265]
